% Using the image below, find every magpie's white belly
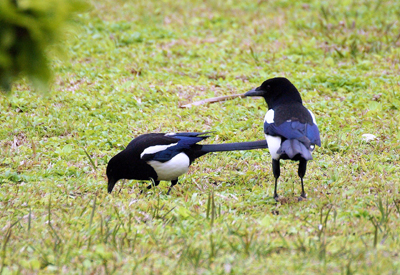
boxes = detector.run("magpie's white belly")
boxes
[147,153,190,181]
[265,134,282,160]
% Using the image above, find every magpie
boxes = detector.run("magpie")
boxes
[106,132,268,194]
[244,77,321,200]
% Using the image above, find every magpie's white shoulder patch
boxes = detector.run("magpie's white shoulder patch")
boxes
[308,110,317,124]
[264,109,275,124]
[165,133,176,136]
[140,143,177,158]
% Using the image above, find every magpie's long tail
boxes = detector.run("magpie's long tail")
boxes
[200,140,268,152]
[193,140,267,160]
[278,139,313,160]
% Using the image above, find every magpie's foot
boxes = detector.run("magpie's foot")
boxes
[298,193,307,202]
[274,194,280,202]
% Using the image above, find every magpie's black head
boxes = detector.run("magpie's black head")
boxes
[244,77,302,108]
[106,155,123,194]
[106,146,158,193]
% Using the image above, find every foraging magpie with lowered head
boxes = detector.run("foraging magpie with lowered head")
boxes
[107,132,268,194]
[244,77,321,200]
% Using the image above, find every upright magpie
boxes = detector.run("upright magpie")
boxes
[244,77,321,200]
[106,132,268,194]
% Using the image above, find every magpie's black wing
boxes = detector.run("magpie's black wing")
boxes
[264,108,321,148]
[140,132,210,162]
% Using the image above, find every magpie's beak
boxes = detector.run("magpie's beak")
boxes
[107,177,117,194]
[244,87,264,97]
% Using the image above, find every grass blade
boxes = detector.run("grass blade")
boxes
[83,148,97,171]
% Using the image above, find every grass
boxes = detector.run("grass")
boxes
[1,0,400,273]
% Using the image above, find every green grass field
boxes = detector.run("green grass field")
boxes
[1,0,400,273]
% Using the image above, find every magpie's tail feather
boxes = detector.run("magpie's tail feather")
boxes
[167,131,214,138]
[278,139,312,160]
[199,140,268,155]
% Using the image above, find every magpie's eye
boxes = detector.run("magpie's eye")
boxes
[267,85,270,88]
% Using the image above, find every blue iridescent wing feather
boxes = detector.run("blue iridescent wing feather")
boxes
[264,120,321,147]
[142,133,209,162]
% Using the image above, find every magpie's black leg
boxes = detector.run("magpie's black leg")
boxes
[167,179,179,195]
[146,180,160,190]
[298,159,307,199]
[140,180,160,194]
[272,159,280,200]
